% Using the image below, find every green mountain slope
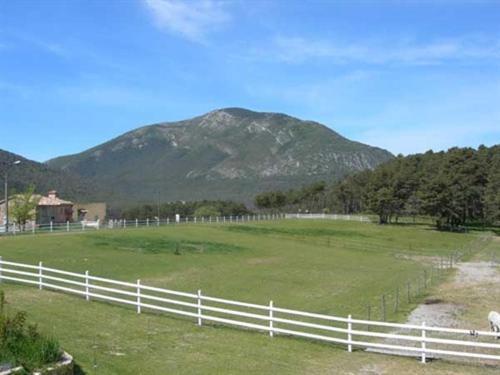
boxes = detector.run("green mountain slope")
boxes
[47,108,393,205]
[0,149,95,202]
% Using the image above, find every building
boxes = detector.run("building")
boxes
[73,202,107,222]
[36,190,74,224]
[2,190,107,226]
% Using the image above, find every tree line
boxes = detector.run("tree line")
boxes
[255,145,500,229]
[119,200,251,220]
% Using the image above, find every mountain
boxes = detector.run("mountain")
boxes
[0,149,94,202]
[47,108,393,205]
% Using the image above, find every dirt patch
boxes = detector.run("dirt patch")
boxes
[358,363,387,374]
[393,254,440,265]
[455,262,500,286]
[405,302,464,328]
[246,257,281,266]
[368,258,500,360]
[400,260,499,328]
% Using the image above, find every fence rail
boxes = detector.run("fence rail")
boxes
[0,213,286,236]
[0,258,498,364]
[1,213,373,237]
[285,213,371,222]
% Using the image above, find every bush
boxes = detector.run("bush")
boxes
[0,290,61,372]
[194,205,221,218]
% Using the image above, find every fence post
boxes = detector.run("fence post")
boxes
[38,261,43,290]
[50,221,53,233]
[366,305,371,331]
[136,219,138,228]
[32,223,35,235]
[167,217,170,225]
[381,295,386,321]
[407,281,411,303]
[137,279,141,314]
[66,221,69,232]
[197,289,202,326]
[347,314,352,352]
[394,287,399,313]
[157,217,160,227]
[421,322,426,363]
[269,300,274,337]
[85,270,90,301]
[147,218,149,227]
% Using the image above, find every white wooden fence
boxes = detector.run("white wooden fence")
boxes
[1,214,285,236]
[285,213,371,222]
[0,258,498,364]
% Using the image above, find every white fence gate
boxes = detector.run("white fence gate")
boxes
[0,258,498,364]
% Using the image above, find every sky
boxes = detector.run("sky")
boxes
[1,0,499,162]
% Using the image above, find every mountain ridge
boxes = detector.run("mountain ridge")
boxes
[45,107,393,205]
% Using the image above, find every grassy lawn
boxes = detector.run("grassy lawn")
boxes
[0,219,495,374]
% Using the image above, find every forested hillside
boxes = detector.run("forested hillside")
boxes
[0,149,96,202]
[255,145,500,228]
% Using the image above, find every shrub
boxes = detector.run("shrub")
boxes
[0,290,61,372]
[193,205,221,218]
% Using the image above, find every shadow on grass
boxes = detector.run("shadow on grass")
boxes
[74,363,87,374]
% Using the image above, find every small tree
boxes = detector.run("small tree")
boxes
[194,205,221,218]
[10,185,38,231]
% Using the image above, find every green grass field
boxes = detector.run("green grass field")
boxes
[0,220,495,374]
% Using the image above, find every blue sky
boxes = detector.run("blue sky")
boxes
[1,0,499,162]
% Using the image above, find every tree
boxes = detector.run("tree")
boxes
[10,185,38,230]
[484,152,500,224]
[194,205,221,218]
[251,145,500,229]
[254,191,287,210]
[405,194,422,222]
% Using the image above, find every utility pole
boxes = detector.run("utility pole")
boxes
[2,160,21,234]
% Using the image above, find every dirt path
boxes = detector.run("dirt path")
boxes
[367,252,500,361]
[403,261,500,329]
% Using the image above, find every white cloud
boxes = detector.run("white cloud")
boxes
[142,0,231,42]
[264,35,500,65]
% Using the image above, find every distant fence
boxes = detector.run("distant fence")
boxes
[0,213,372,237]
[0,258,498,364]
[285,213,371,222]
[0,214,286,236]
